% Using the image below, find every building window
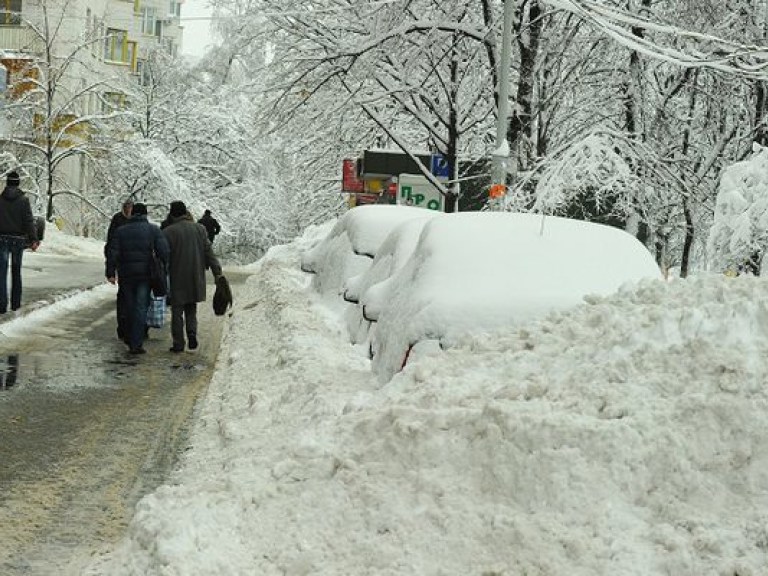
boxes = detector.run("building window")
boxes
[0,0,22,26]
[104,29,136,66]
[102,91,127,113]
[140,6,156,35]
[127,40,136,68]
[163,37,175,57]
[135,58,152,86]
[169,1,181,18]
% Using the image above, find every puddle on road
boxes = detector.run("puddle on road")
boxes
[0,354,18,389]
[0,347,143,393]
[0,345,209,392]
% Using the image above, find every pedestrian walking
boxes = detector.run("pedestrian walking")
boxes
[0,171,39,314]
[160,209,172,230]
[106,202,170,355]
[104,198,133,340]
[162,201,222,353]
[105,198,133,243]
[197,209,221,244]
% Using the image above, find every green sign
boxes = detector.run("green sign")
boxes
[398,175,443,211]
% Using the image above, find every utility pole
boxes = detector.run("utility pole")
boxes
[490,0,515,205]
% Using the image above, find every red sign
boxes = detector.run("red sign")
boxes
[342,159,364,192]
[354,194,379,206]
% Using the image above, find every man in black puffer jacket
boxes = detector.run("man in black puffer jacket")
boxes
[106,203,169,355]
[0,171,39,314]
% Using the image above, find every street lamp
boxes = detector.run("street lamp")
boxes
[490,0,515,205]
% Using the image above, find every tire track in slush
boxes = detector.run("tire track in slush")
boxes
[0,276,237,575]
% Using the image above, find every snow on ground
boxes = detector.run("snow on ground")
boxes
[81,225,768,576]
[34,225,105,259]
[0,226,112,336]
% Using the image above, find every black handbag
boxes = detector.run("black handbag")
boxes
[212,275,232,315]
[150,252,167,297]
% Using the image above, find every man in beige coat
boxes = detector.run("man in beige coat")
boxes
[162,201,222,352]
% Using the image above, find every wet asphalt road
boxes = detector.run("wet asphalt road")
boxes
[0,256,242,575]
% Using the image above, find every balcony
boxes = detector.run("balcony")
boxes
[0,25,43,53]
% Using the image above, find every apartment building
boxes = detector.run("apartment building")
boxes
[0,0,184,110]
[0,0,185,230]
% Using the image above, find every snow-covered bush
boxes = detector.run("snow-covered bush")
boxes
[707,143,768,274]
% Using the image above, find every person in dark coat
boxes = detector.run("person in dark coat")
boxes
[105,199,133,252]
[104,198,133,340]
[197,209,221,243]
[0,171,39,314]
[106,202,169,355]
[163,201,222,352]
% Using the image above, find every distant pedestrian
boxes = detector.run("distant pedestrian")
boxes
[104,198,133,340]
[0,171,39,314]
[197,209,221,244]
[163,201,222,353]
[106,202,170,355]
[105,198,133,248]
[160,210,172,230]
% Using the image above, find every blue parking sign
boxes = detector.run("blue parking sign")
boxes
[430,154,450,178]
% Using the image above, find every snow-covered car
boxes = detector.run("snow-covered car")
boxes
[301,204,440,303]
[371,212,664,381]
[343,215,438,345]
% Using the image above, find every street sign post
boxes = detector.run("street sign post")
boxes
[430,154,450,178]
[490,0,515,210]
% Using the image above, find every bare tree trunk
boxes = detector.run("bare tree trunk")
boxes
[623,0,651,139]
[44,4,55,221]
[678,69,699,277]
[756,0,768,145]
[481,0,498,109]
[756,82,768,145]
[444,32,460,213]
[621,0,651,240]
[680,200,694,278]
[507,0,542,176]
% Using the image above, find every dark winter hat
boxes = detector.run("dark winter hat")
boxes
[6,171,20,186]
[170,201,187,218]
[132,202,148,216]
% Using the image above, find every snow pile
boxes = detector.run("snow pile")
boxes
[87,231,768,575]
[708,143,768,272]
[370,212,662,381]
[300,206,440,305]
[37,224,104,259]
[344,215,435,343]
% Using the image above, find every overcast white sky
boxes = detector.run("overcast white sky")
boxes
[181,0,214,58]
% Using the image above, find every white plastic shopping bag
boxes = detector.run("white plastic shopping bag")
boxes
[146,295,166,329]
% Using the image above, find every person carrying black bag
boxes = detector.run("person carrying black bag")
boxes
[163,201,222,353]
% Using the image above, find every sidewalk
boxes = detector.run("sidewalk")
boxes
[0,229,107,322]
